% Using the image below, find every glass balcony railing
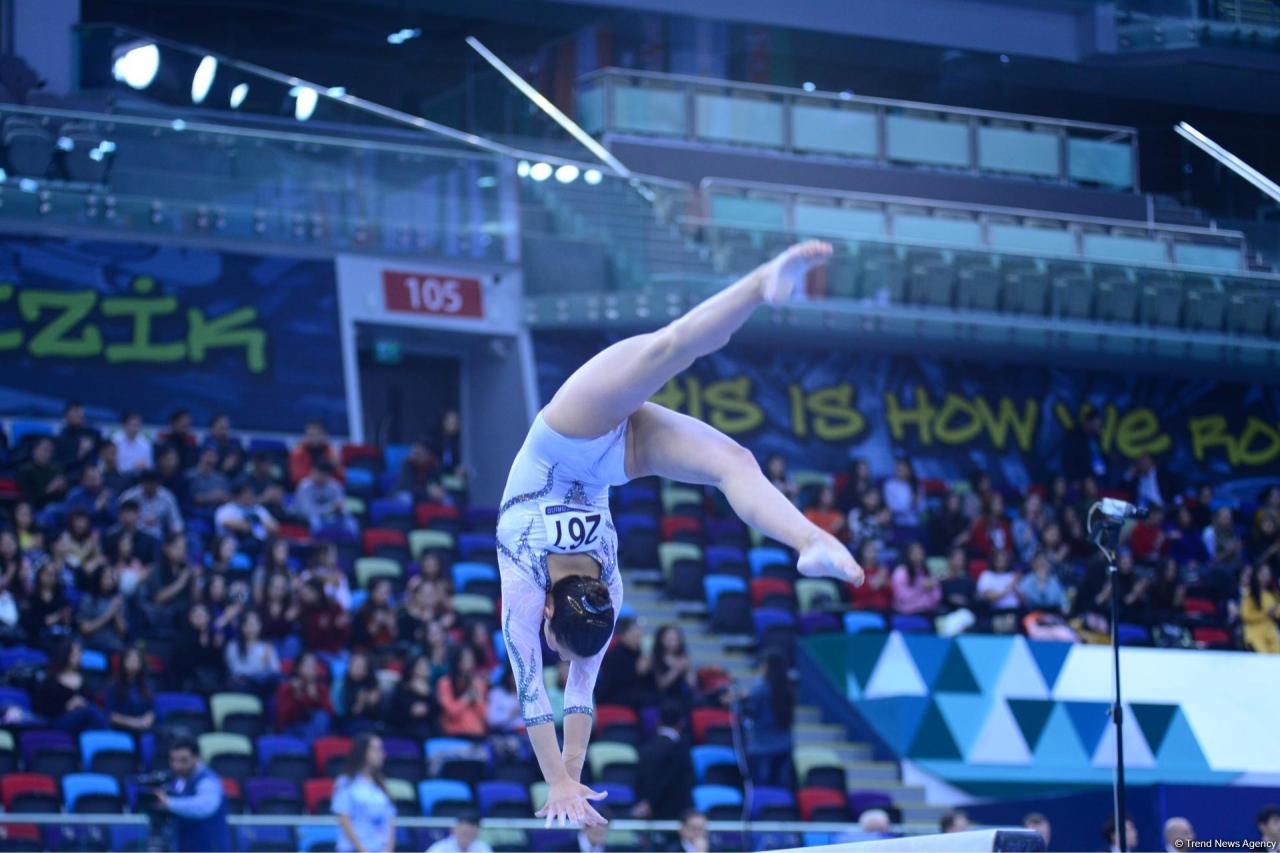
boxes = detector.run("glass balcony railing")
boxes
[577,68,1140,191]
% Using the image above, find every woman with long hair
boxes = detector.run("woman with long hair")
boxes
[1242,563,1280,654]
[387,653,436,741]
[22,560,71,645]
[437,645,488,739]
[652,624,696,710]
[35,638,108,731]
[891,542,941,616]
[226,610,281,699]
[105,643,154,733]
[743,652,794,789]
[274,650,333,740]
[333,732,395,853]
[337,651,384,735]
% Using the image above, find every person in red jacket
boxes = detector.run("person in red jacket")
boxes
[851,540,893,612]
[436,645,488,739]
[299,579,351,657]
[275,651,333,740]
[288,421,343,486]
[968,493,1012,558]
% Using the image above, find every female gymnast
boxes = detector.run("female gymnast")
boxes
[497,240,864,828]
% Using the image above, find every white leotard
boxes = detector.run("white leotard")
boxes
[497,410,629,727]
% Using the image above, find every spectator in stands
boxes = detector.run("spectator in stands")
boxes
[105,643,155,734]
[486,666,523,759]
[1241,563,1280,653]
[241,452,287,517]
[596,616,657,708]
[96,439,130,496]
[66,464,114,523]
[566,807,611,853]
[21,561,71,645]
[12,500,43,554]
[976,549,1022,632]
[142,532,198,634]
[1191,484,1216,530]
[1102,815,1139,853]
[1257,805,1280,847]
[1163,816,1195,852]
[653,624,697,711]
[765,453,798,501]
[34,638,107,731]
[1022,813,1051,848]
[465,621,498,675]
[836,458,873,513]
[437,644,488,738]
[202,414,243,473]
[157,735,232,852]
[1126,503,1167,564]
[77,565,127,652]
[1011,492,1049,563]
[155,446,187,502]
[1063,408,1107,485]
[848,487,892,549]
[804,484,848,542]
[105,498,157,565]
[1126,453,1168,509]
[856,809,892,839]
[112,411,153,472]
[18,436,67,507]
[295,461,355,534]
[929,491,971,555]
[1019,552,1068,614]
[1149,559,1187,624]
[119,469,184,540]
[849,540,890,612]
[289,419,342,486]
[333,732,395,853]
[883,457,924,528]
[742,651,794,789]
[353,578,399,652]
[214,482,278,548]
[256,571,300,651]
[437,409,466,480]
[891,542,941,615]
[205,534,239,577]
[940,809,970,833]
[387,653,437,741]
[305,543,352,610]
[174,602,226,693]
[427,810,491,853]
[397,439,447,503]
[337,651,384,735]
[57,508,105,583]
[225,609,282,697]
[1204,506,1244,570]
[675,809,710,853]
[633,700,695,821]
[300,577,352,660]
[56,401,100,472]
[1251,512,1280,570]
[276,649,333,739]
[202,573,245,638]
[1113,549,1153,623]
[0,531,26,643]
[969,493,1012,558]
[186,447,231,516]
[1167,503,1210,566]
[416,550,449,585]
[399,578,446,651]
[157,408,199,469]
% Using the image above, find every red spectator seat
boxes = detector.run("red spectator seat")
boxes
[968,559,989,581]
[2,774,57,812]
[0,478,19,499]
[691,708,733,745]
[221,777,242,813]
[304,778,335,814]
[697,666,732,695]
[1183,597,1216,616]
[0,824,39,842]
[595,705,639,731]
[661,516,702,542]
[313,736,352,777]
[276,522,311,542]
[362,528,407,557]
[415,502,460,530]
[342,444,383,469]
[751,577,794,607]
[798,788,848,821]
[922,478,950,497]
[1193,627,1232,648]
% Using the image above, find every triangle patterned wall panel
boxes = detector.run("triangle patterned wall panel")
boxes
[967,699,1033,765]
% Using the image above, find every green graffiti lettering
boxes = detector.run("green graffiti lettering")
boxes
[186,307,267,373]
[0,283,21,351]
[1188,415,1234,464]
[808,384,866,442]
[884,386,935,445]
[975,396,1039,452]
[789,385,808,438]
[19,290,102,357]
[1235,418,1280,468]
[704,377,763,435]
[101,277,186,363]
[934,394,984,445]
[1115,407,1171,459]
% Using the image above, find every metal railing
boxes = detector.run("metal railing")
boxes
[578,67,1141,191]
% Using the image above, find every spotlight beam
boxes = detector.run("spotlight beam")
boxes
[1175,121,1280,205]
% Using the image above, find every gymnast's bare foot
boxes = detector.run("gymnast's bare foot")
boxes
[797,531,864,585]
[762,240,834,305]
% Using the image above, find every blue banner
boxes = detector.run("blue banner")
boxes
[534,334,1280,489]
[0,234,346,433]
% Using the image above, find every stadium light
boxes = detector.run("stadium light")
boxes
[112,42,160,90]
[1175,121,1280,205]
[802,81,816,92]
[554,164,579,183]
[529,162,552,182]
[230,83,249,108]
[292,86,318,121]
[516,160,531,177]
[583,169,602,185]
[191,55,217,104]
[387,28,422,45]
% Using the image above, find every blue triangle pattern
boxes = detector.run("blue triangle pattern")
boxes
[1028,640,1073,692]
[902,634,952,691]
[1155,708,1210,771]
[1064,701,1112,755]
[1031,703,1091,768]
[855,696,931,756]
[955,635,1014,695]
[934,693,992,757]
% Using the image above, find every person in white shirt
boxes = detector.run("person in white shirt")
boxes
[427,811,492,853]
[1163,816,1194,853]
[333,734,395,853]
[112,412,153,472]
[976,550,1022,611]
[214,483,279,543]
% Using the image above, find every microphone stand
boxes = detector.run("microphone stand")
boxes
[1087,503,1127,853]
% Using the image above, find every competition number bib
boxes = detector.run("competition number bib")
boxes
[542,504,602,553]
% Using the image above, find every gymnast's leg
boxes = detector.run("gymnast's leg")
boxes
[627,402,862,584]
[542,241,833,440]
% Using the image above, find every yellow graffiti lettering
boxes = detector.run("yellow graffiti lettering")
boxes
[704,377,764,435]
[976,397,1038,452]
[649,378,685,412]
[1053,403,1076,431]
[18,290,102,357]
[884,386,935,445]
[789,385,808,439]
[101,276,187,363]
[934,394,984,445]
[0,283,21,351]
[1114,407,1171,459]
[807,384,866,442]
[186,307,267,373]
[1188,415,1233,463]
[1235,418,1280,468]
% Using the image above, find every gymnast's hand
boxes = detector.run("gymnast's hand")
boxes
[536,778,609,828]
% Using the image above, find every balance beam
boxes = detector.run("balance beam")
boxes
[773,828,1046,852]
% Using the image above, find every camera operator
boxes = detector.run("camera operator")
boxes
[153,736,231,852]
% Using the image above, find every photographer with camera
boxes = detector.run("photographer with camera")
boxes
[152,736,230,852]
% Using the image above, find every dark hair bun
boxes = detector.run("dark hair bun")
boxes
[549,575,615,659]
